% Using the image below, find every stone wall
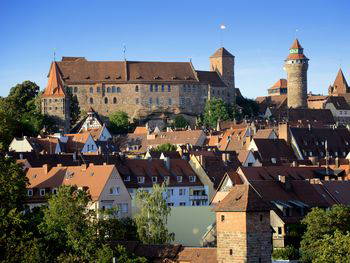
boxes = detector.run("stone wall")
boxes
[285,62,308,108]
[41,97,70,132]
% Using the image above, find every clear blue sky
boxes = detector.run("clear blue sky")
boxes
[0,0,349,98]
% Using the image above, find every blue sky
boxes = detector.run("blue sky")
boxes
[0,0,349,98]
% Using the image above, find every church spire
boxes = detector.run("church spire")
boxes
[42,62,66,97]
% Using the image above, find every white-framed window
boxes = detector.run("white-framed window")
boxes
[152,176,157,183]
[167,202,174,206]
[271,158,277,164]
[27,189,33,196]
[189,176,196,183]
[179,202,186,206]
[52,188,58,195]
[179,188,186,196]
[109,186,120,195]
[124,176,130,182]
[167,189,174,196]
[138,177,145,184]
[40,189,46,196]
[118,203,128,213]
[177,176,182,183]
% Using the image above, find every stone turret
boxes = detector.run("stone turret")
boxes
[214,184,272,263]
[41,62,70,133]
[284,39,309,108]
[210,47,236,104]
[329,68,349,95]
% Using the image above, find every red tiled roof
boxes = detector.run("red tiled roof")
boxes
[42,62,66,97]
[290,39,303,49]
[271,79,287,88]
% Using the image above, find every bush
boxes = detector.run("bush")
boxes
[272,246,300,260]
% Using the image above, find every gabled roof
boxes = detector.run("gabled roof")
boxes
[326,96,350,110]
[196,71,227,87]
[290,39,303,49]
[271,79,287,89]
[333,68,349,92]
[213,184,271,212]
[210,47,234,58]
[252,138,297,163]
[42,62,66,97]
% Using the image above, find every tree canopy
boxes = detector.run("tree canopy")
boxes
[203,98,229,128]
[135,183,174,245]
[153,143,177,152]
[173,115,189,129]
[109,111,130,134]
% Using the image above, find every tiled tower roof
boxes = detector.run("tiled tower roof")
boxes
[210,47,234,58]
[286,39,308,60]
[333,68,349,91]
[290,39,303,49]
[42,62,66,97]
[272,79,287,88]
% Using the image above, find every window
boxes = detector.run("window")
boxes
[177,176,182,183]
[167,202,174,206]
[154,85,158,92]
[149,97,152,105]
[135,85,139,92]
[113,97,117,104]
[164,176,170,184]
[168,98,172,105]
[138,177,145,184]
[89,98,93,104]
[109,187,120,195]
[278,227,282,235]
[122,203,128,213]
[124,176,130,181]
[97,87,101,93]
[180,97,185,106]
[104,97,108,104]
[179,202,186,206]
[135,98,139,104]
[102,87,106,93]
[150,84,153,92]
[260,214,263,222]
[179,188,186,195]
[152,176,158,183]
[167,189,174,196]
[106,87,110,93]
[168,85,171,92]
[117,87,121,93]
[112,86,116,93]
[27,189,33,196]
[189,176,196,182]
[271,158,277,164]
[52,188,58,195]
[161,84,165,92]
[40,189,46,196]
[73,86,78,93]
[221,215,225,222]
[229,249,233,256]
[90,87,93,93]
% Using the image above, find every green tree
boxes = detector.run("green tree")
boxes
[135,183,174,245]
[300,205,350,262]
[153,143,177,152]
[203,98,229,128]
[66,89,81,128]
[109,111,129,134]
[173,115,189,129]
[235,96,259,119]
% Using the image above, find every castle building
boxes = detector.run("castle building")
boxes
[42,48,236,127]
[268,78,287,96]
[284,39,309,108]
[41,62,70,133]
[328,68,349,95]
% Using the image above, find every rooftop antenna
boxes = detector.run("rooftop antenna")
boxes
[220,24,226,47]
[123,44,127,61]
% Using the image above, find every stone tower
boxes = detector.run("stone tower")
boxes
[284,39,309,108]
[210,47,236,104]
[214,184,272,263]
[41,62,70,133]
[328,68,349,95]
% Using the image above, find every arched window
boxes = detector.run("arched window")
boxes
[112,86,116,93]
[104,97,108,104]
[117,87,121,93]
[97,87,101,93]
[89,98,93,104]
[161,84,164,92]
[135,85,139,92]
[107,87,111,93]
[73,86,78,93]
[102,87,106,93]
[113,97,117,104]
[89,87,93,93]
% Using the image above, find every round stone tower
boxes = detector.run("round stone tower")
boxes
[284,39,309,108]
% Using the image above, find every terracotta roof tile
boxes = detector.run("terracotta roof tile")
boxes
[42,62,66,97]
[332,68,349,93]
[290,39,303,49]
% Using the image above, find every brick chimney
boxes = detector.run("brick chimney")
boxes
[278,123,290,144]
[43,164,50,174]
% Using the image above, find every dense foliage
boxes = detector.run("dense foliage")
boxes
[66,89,81,128]
[300,205,350,262]
[173,115,189,129]
[203,98,230,128]
[135,183,174,245]
[272,246,300,260]
[153,143,177,152]
[109,110,130,134]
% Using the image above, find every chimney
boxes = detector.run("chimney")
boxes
[57,163,62,167]
[164,157,171,170]
[103,162,107,166]
[81,164,87,171]
[43,164,50,174]
[335,157,340,168]
[278,123,290,144]
[278,175,291,190]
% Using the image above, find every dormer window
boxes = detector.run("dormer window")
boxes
[124,176,130,182]
[27,189,33,197]
[177,176,182,183]
[40,189,46,196]
[189,176,196,183]
[271,158,277,164]
[52,188,58,195]
[138,177,145,184]
[152,176,158,183]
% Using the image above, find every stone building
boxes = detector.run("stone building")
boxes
[42,47,236,129]
[284,39,309,108]
[41,62,70,132]
[328,68,349,95]
[268,78,287,96]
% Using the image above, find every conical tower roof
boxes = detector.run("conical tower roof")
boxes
[210,47,234,58]
[290,39,303,49]
[42,62,66,97]
[333,68,349,89]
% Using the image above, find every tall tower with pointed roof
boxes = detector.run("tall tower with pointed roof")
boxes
[329,68,349,95]
[210,47,236,104]
[284,39,309,108]
[41,62,70,133]
[214,184,272,263]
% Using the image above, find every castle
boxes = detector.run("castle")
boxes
[41,47,236,132]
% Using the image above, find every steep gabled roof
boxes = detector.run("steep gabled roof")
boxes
[213,184,271,212]
[210,47,234,58]
[333,68,349,92]
[42,62,66,97]
[271,79,287,88]
[290,39,303,49]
